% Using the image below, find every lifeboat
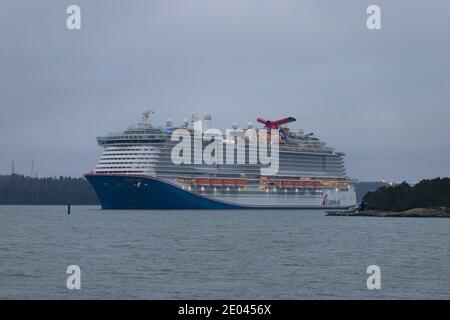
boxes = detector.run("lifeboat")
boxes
[289,181,322,187]
[195,178,210,185]
[196,178,248,186]
[234,179,247,186]
[209,179,223,185]
[223,179,249,185]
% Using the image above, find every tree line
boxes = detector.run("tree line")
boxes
[354,181,386,203]
[3,173,442,207]
[362,177,450,211]
[0,174,99,205]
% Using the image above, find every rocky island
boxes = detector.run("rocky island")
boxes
[326,207,450,218]
[327,177,450,218]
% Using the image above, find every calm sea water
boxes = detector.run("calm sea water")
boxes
[0,205,449,299]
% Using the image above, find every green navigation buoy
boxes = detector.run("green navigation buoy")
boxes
[67,204,71,215]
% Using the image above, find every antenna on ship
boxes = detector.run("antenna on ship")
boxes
[190,112,197,128]
[11,157,15,175]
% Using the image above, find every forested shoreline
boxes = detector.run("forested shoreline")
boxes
[0,174,387,205]
[362,178,450,211]
[0,174,99,205]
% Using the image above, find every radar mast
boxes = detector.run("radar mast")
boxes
[139,110,155,128]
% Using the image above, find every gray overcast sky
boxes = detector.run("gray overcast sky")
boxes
[0,0,449,182]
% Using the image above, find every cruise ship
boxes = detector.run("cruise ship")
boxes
[85,111,357,209]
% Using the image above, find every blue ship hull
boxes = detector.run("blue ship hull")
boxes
[85,174,353,210]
